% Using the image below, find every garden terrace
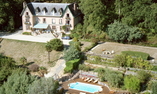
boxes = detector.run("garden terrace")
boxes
[91,42,157,61]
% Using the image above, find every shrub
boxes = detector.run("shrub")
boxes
[64,65,73,73]
[122,51,149,60]
[152,81,157,94]
[86,55,113,66]
[22,32,31,35]
[114,54,152,69]
[90,38,99,44]
[152,66,157,71]
[137,70,151,83]
[78,64,91,71]
[28,64,39,72]
[83,42,97,52]
[69,40,81,51]
[39,66,47,71]
[64,59,80,73]
[20,57,27,66]
[64,46,82,62]
[94,68,124,87]
[124,75,140,93]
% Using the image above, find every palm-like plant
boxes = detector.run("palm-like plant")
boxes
[45,42,52,62]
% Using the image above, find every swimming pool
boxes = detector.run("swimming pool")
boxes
[69,82,102,93]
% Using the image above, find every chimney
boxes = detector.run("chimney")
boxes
[23,1,27,8]
[73,3,77,11]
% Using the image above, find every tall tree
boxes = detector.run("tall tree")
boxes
[79,0,106,38]
[28,78,59,94]
[45,42,52,62]
[115,0,157,31]
[0,54,16,86]
[0,70,36,94]
[46,39,63,62]
[0,0,30,31]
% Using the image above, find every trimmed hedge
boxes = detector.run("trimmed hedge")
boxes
[22,32,31,35]
[64,59,80,73]
[122,51,149,60]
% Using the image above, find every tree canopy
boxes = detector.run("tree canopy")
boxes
[0,70,37,94]
[115,0,157,31]
[108,21,144,43]
[0,0,30,31]
[64,45,81,62]
[79,0,107,38]
[28,78,59,94]
[124,75,140,93]
[48,39,64,51]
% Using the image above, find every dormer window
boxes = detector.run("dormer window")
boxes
[58,8,63,15]
[35,7,40,15]
[51,8,56,15]
[42,7,48,15]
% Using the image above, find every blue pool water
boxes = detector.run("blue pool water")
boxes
[69,82,102,93]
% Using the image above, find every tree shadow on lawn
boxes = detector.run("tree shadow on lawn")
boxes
[18,62,35,67]
[64,44,69,50]
[148,56,154,60]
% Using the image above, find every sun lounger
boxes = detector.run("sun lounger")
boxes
[87,78,93,82]
[81,77,85,80]
[84,78,90,81]
[80,92,86,94]
[93,79,98,83]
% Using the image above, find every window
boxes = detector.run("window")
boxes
[43,18,46,23]
[25,12,29,18]
[35,7,40,15]
[67,14,69,17]
[52,26,56,30]
[26,12,29,15]
[58,8,63,15]
[52,19,56,24]
[59,19,62,24]
[66,21,70,24]
[36,18,40,24]
[51,8,56,15]
[42,7,47,15]
[60,26,62,30]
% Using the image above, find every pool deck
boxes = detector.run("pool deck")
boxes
[61,78,113,94]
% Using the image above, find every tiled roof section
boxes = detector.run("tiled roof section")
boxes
[27,2,71,16]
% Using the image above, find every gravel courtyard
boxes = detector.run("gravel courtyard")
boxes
[92,42,157,61]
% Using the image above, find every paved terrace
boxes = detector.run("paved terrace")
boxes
[0,31,72,45]
[62,78,111,94]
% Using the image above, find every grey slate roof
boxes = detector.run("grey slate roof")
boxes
[27,2,71,16]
